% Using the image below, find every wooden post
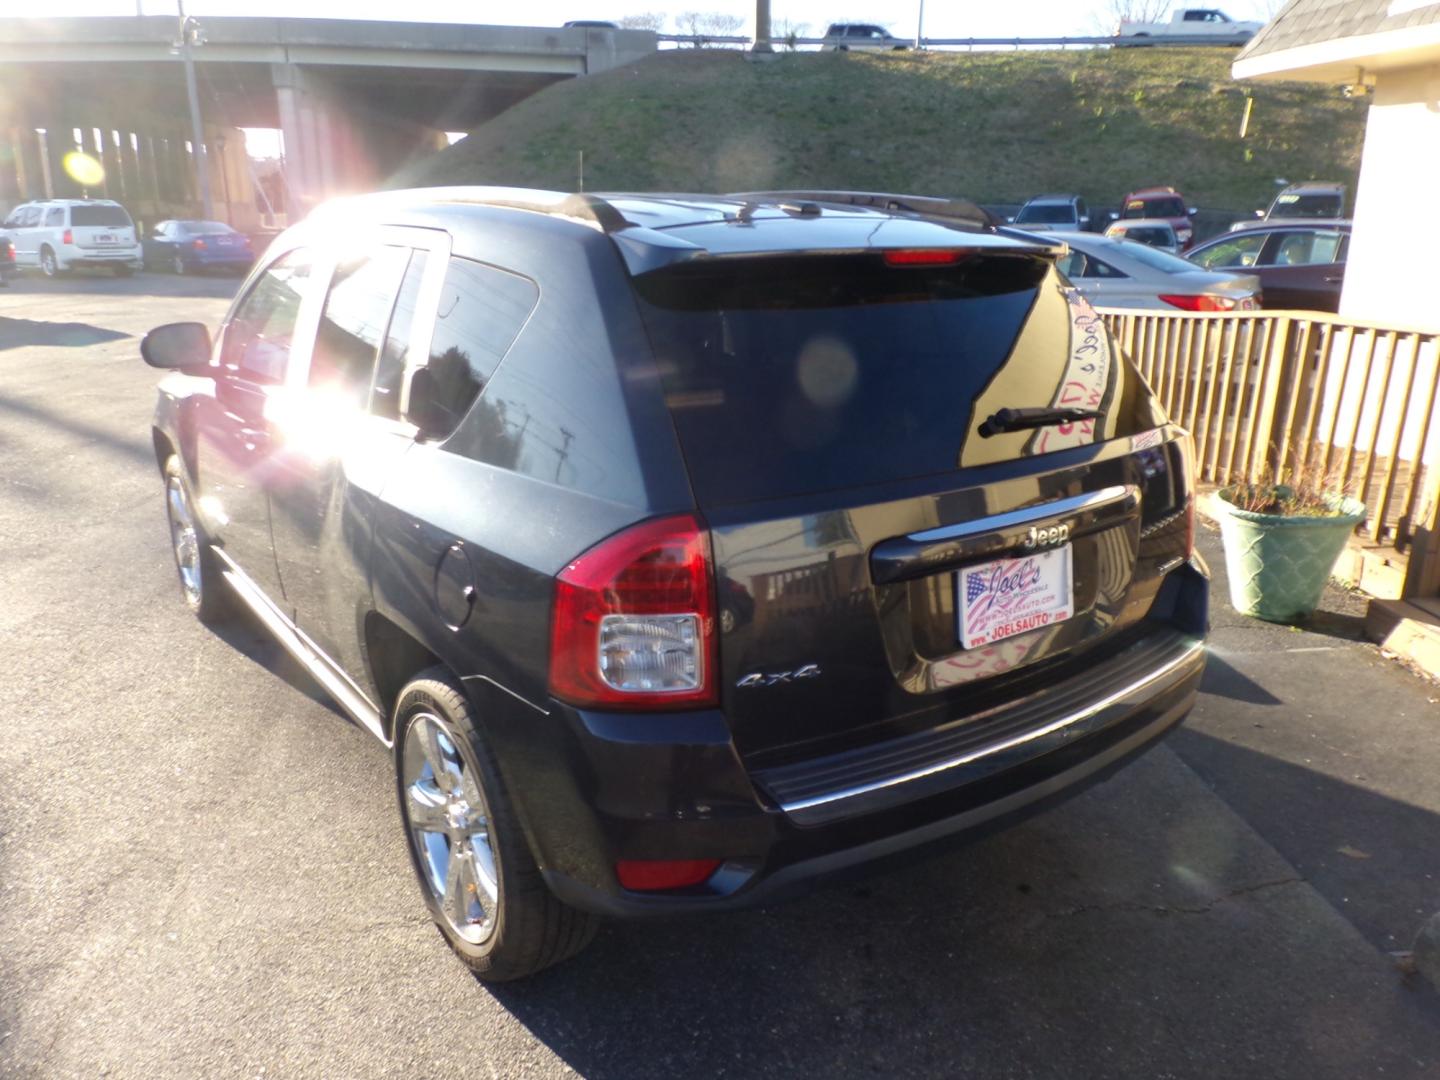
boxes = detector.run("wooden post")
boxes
[1250,316,1292,480]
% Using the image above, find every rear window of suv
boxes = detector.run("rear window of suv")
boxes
[1015,203,1076,225]
[71,205,132,227]
[635,254,1072,504]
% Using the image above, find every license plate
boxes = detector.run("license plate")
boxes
[97,234,114,243]
[957,545,1074,650]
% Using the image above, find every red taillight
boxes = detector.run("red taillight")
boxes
[615,859,721,892]
[2,241,13,263]
[1158,293,1237,312]
[549,514,717,709]
[62,228,73,245]
[193,238,207,250]
[883,248,969,266]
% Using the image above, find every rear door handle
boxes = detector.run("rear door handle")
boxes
[1323,275,1343,284]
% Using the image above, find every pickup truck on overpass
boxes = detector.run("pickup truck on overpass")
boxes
[1118,8,1264,44]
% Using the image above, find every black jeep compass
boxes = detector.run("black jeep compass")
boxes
[142,188,1208,980]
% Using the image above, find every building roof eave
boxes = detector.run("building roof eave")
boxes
[1234,20,1440,83]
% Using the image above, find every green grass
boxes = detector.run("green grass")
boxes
[396,48,1366,212]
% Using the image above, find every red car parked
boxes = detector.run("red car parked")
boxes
[1117,186,1196,249]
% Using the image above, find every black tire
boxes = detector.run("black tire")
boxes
[39,246,63,277]
[162,454,232,625]
[173,254,188,276]
[393,669,598,981]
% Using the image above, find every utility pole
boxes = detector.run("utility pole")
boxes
[176,0,214,220]
[753,0,774,53]
[915,0,926,49]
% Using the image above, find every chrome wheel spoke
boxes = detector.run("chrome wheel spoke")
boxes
[442,843,475,927]
[470,834,499,906]
[457,765,485,814]
[405,782,448,833]
[417,722,457,793]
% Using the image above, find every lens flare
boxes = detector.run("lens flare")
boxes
[62,151,105,188]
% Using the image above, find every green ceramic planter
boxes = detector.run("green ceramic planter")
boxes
[1213,489,1367,622]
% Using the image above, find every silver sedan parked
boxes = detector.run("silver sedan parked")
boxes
[1040,231,1261,311]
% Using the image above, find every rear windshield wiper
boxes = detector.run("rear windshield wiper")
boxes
[978,406,1103,438]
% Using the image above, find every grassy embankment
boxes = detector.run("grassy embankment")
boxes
[398,47,1366,214]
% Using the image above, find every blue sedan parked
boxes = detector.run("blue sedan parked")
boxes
[143,220,253,275]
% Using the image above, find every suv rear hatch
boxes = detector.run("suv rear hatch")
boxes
[70,204,136,251]
[633,250,1195,770]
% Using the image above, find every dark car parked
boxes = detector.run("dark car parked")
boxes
[1187,222,1349,311]
[143,219,254,275]
[142,188,1208,980]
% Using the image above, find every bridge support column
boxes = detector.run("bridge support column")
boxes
[271,62,445,219]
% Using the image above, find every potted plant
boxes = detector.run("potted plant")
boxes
[1212,471,1366,622]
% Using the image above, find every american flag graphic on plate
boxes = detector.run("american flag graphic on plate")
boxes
[957,545,1074,651]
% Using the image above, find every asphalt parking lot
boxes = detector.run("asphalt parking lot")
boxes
[2,272,1437,1079]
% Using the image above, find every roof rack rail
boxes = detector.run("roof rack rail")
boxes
[728,190,997,229]
[404,187,634,233]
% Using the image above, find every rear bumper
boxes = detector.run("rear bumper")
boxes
[67,249,142,268]
[489,558,1209,918]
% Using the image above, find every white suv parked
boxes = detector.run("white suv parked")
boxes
[2,199,142,276]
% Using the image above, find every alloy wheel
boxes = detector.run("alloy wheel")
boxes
[165,475,202,607]
[401,713,499,944]
[40,249,58,277]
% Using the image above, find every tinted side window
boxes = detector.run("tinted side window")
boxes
[372,251,428,421]
[222,249,315,382]
[421,257,537,437]
[44,208,64,227]
[310,245,410,405]
[1192,232,1266,269]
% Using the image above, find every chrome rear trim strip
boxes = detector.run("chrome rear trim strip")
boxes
[213,549,389,746]
[778,637,1204,820]
[906,484,1136,544]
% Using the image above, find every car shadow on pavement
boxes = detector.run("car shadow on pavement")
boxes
[478,744,1438,1080]
[1199,652,1283,705]
[0,316,130,350]
[205,605,352,725]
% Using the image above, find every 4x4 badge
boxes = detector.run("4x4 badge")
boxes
[736,664,822,688]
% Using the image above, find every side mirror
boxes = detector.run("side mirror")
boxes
[1253,209,1264,218]
[1106,210,1119,221]
[1187,207,1197,216]
[1079,214,1090,226]
[404,367,457,441]
[1005,215,1015,223]
[141,322,212,370]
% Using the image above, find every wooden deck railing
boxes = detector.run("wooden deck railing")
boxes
[1099,308,1440,597]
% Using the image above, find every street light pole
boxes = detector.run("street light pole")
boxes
[915,0,926,49]
[177,0,214,220]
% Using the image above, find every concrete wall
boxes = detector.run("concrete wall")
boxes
[1341,66,1440,329]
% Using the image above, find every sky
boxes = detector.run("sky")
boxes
[50,2,1278,41]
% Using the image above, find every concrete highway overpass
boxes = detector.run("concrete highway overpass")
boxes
[0,16,656,225]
